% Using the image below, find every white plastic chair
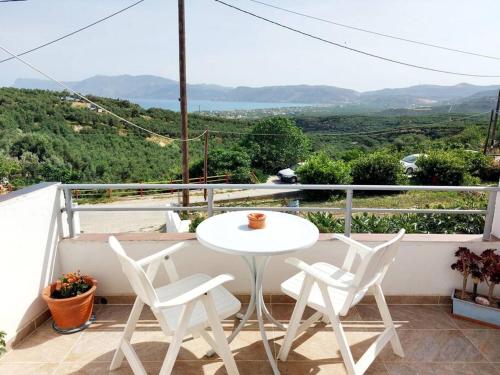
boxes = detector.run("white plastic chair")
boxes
[108,236,241,375]
[278,229,405,375]
[165,204,191,233]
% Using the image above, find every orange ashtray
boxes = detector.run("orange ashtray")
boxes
[248,213,266,229]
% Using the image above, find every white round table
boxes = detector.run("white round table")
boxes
[196,210,319,374]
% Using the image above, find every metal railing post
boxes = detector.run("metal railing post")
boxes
[483,188,498,241]
[207,188,214,217]
[64,187,75,238]
[344,188,353,237]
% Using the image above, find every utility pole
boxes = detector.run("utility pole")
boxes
[178,0,189,206]
[203,128,209,200]
[489,90,500,151]
[483,109,494,155]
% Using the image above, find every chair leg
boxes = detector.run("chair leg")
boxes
[159,302,195,375]
[319,284,357,375]
[278,276,314,361]
[373,285,404,357]
[110,297,144,371]
[203,294,240,375]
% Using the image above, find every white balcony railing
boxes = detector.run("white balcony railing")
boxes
[60,183,499,239]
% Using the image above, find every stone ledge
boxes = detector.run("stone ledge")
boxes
[67,232,490,243]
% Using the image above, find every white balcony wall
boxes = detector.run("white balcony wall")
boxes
[58,234,498,298]
[0,183,63,342]
[492,186,500,238]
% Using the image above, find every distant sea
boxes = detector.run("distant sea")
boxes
[128,98,312,112]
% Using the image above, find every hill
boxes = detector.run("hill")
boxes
[12,75,500,109]
[0,88,491,188]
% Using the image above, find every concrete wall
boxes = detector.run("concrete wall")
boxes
[0,183,63,343]
[492,187,500,239]
[59,233,499,298]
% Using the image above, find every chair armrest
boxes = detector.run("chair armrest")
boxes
[285,258,352,291]
[154,274,235,308]
[137,242,189,267]
[332,234,372,254]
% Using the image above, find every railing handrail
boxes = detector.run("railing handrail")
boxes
[60,183,500,192]
[59,182,499,240]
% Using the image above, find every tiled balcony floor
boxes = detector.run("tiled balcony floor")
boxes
[1,303,499,375]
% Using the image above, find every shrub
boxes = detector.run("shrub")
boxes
[479,159,500,182]
[414,151,467,185]
[306,211,484,235]
[190,147,253,183]
[351,152,406,185]
[189,214,206,232]
[297,152,352,199]
[242,117,309,173]
[454,150,489,178]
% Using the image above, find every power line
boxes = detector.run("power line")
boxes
[214,0,500,78]
[0,0,144,64]
[243,0,500,61]
[0,0,27,2]
[0,43,205,142]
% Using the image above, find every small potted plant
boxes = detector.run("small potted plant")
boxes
[42,271,97,333]
[451,248,499,327]
[0,330,6,355]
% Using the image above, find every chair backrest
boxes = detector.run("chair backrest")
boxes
[165,205,182,233]
[353,229,405,291]
[108,236,159,307]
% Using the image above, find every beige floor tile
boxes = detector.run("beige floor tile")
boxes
[64,331,121,363]
[380,330,486,363]
[0,362,58,374]
[280,361,387,374]
[461,329,500,363]
[384,362,499,375]
[273,324,382,363]
[270,304,318,322]
[0,329,81,363]
[357,305,459,330]
[230,328,279,361]
[199,360,275,375]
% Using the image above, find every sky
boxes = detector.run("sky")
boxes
[0,0,499,92]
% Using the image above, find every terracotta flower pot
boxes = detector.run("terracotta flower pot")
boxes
[42,277,97,330]
[248,212,266,229]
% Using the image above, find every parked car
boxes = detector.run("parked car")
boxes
[277,163,303,183]
[400,154,423,174]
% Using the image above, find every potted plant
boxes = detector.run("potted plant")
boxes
[481,249,500,303]
[451,247,481,299]
[42,271,97,333]
[0,331,6,355]
[451,248,499,327]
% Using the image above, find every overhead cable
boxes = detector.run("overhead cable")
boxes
[244,0,500,61]
[0,43,204,142]
[0,0,144,64]
[214,0,500,78]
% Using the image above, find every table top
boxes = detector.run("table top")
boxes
[196,210,319,256]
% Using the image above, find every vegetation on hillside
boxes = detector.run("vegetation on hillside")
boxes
[0,87,495,191]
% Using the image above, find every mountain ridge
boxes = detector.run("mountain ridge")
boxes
[11,74,500,109]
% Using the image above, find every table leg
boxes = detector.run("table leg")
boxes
[255,256,281,375]
[207,255,283,374]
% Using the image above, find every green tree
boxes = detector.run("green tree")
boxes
[242,117,309,173]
